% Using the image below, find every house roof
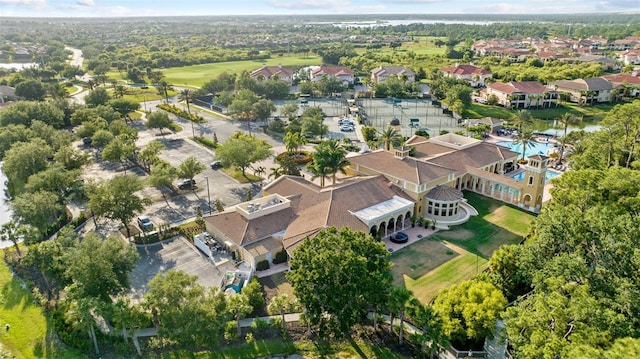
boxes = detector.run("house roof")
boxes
[426,185,463,201]
[205,205,296,248]
[602,74,640,86]
[550,78,613,92]
[250,65,294,79]
[371,66,415,77]
[488,81,551,94]
[441,64,491,76]
[426,142,520,176]
[312,65,354,77]
[348,150,456,184]
[264,175,415,252]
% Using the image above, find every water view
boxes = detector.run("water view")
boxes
[0,163,14,248]
[511,170,561,183]
[496,140,556,158]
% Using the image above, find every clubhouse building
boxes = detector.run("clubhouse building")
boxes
[205,133,551,269]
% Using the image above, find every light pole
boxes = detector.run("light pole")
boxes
[204,175,211,215]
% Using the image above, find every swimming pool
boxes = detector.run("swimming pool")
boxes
[511,170,561,183]
[496,140,555,158]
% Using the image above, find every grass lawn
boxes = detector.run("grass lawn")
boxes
[403,250,489,303]
[162,56,321,87]
[258,271,294,306]
[391,192,534,303]
[121,87,179,103]
[221,168,262,184]
[0,252,83,358]
[390,238,457,283]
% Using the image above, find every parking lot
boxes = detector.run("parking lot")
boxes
[128,236,237,302]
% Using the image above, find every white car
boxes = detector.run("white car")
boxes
[340,125,355,132]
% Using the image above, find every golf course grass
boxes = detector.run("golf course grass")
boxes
[163,56,322,87]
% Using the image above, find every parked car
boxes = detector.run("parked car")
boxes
[339,118,354,126]
[390,232,409,244]
[137,215,154,231]
[178,179,196,189]
[210,161,222,169]
[340,125,355,132]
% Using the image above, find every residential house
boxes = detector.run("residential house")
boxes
[370,65,415,83]
[610,37,640,50]
[0,86,17,106]
[311,65,355,86]
[440,63,492,87]
[601,73,640,98]
[250,64,294,85]
[467,117,505,135]
[617,49,640,66]
[484,81,558,109]
[550,78,615,104]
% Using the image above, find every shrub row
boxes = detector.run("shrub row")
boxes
[157,103,206,123]
[276,151,312,165]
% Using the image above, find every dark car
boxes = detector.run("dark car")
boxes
[390,232,409,244]
[178,179,196,189]
[137,215,154,231]
[210,161,222,169]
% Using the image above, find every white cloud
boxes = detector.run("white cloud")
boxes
[0,0,46,5]
[268,0,349,10]
[75,0,94,6]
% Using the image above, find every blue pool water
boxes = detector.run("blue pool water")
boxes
[496,140,555,158]
[511,170,561,183]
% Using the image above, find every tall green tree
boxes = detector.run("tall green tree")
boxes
[510,109,533,133]
[148,161,178,207]
[15,79,46,101]
[433,279,507,346]
[283,131,306,154]
[87,174,151,238]
[2,138,52,186]
[63,232,139,301]
[101,137,136,173]
[227,293,253,337]
[12,190,63,240]
[144,270,228,348]
[215,132,273,177]
[85,87,111,107]
[287,227,392,338]
[515,128,536,162]
[177,156,206,185]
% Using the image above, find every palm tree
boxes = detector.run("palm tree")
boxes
[511,109,533,133]
[307,149,330,187]
[179,88,193,114]
[179,88,195,137]
[324,139,350,185]
[408,298,449,359]
[283,131,306,155]
[269,166,283,180]
[556,113,582,164]
[158,80,170,104]
[253,166,266,179]
[515,128,536,162]
[228,293,252,337]
[64,295,101,356]
[267,294,300,331]
[378,127,403,151]
[387,287,413,344]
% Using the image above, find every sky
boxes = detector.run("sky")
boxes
[0,0,638,17]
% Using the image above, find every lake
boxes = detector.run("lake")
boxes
[0,163,15,248]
